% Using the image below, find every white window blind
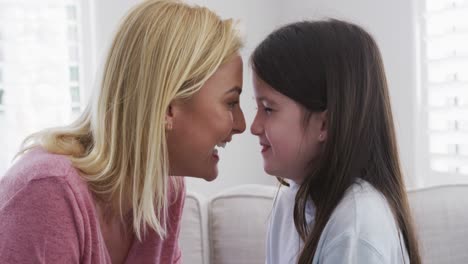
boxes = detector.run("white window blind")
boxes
[423,0,468,180]
[0,0,86,175]
[0,28,4,112]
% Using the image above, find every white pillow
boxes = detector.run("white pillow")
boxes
[208,184,277,264]
[180,191,207,264]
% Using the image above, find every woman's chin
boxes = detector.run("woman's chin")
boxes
[192,168,218,182]
[203,169,219,181]
[204,175,218,182]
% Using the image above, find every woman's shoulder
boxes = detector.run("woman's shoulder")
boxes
[3,147,78,181]
[0,147,90,207]
[0,149,93,263]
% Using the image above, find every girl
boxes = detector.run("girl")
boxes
[0,0,245,263]
[250,20,421,264]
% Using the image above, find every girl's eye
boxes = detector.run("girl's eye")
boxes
[262,106,274,115]
[255,105,274,114]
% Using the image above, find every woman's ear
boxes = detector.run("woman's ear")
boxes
[165,103,176,131]
[166,97,191,131]
[318,110,328,142]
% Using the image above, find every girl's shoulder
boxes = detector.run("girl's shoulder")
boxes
[329,180,397,234]
[272,182,298,216]
[320,180,407,262]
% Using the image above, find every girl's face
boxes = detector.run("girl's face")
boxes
[167,55,246,181]
[250,73,327,184]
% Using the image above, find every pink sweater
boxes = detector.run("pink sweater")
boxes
[0,148,185,264]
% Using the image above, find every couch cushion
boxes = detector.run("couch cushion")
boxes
[180,191,207,264]
[208,184,277,264]
[408,185,468,264]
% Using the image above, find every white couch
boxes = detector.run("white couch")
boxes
[179,184,468,264]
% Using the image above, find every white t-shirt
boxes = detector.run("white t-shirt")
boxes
[266,179,409,264]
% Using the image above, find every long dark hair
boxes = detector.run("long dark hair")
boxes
[251,19,421,264]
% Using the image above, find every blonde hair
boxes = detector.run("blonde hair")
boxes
[19,0,242,240]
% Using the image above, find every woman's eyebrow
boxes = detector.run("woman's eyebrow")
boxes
[225,86,242,95]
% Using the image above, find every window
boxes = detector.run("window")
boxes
[0,29,3,111]
[0,58,4,112]
[69,66,80,82]
[421,0,468,185]
[0,0,89,175]
[0,88,4,108]
[70,86,81,103]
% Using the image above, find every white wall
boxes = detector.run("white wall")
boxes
[89,0,421,195]
[92,0,139,62]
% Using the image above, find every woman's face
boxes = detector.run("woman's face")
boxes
[167,55,246,181]
[250,72,327,184]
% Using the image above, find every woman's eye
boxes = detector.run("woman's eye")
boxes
[228,101,239,109]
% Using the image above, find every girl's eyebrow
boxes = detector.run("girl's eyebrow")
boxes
[255,96,278,106]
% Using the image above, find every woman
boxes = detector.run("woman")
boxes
[0,0,245,263]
